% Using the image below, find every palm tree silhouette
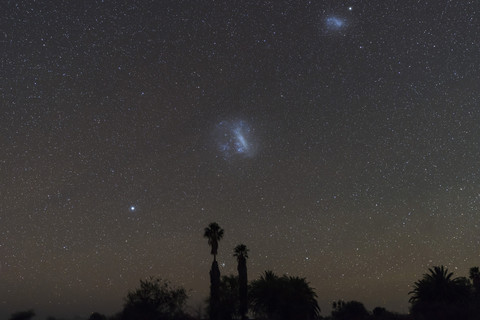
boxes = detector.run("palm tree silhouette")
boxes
[409,266,470,304]
[204,222,224,320]
[250,270,320,320]
[234,244,249,320]
[204,222,224,262]
[409,265,471,320]
[250,271,281,318]
[283,275,321,320]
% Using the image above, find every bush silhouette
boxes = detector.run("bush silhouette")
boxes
[121,276,188,320]
[210,275,240,320]
[89,312,107,320]
[9,310,35,320]
[331,300,369,320]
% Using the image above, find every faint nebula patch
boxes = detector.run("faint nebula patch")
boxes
[319,14,350,36]
[325,16,346,31]
[214,120,256,159]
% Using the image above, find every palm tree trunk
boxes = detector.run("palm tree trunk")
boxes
[238,259,248,320]
[210,260,221,320]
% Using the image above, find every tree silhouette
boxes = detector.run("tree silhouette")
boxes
[204,222,224,320]
[234,244,249,320]
[371,306,410,319]
[469,266,480,317]
[331,300,369,320]
[250,270,280,318]
[89,312,107,320]
[208,275,240,320]
[372,306,387,317]
[250,270,320,320]
[409,265,471,320]
[284,276,321,320]
[121,276,188,320]
[204,222,224,262]
[8,310,35,320]
[469,266,480,293]
[409,266,470,304]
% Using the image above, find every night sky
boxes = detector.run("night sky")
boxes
[2,0,480,318]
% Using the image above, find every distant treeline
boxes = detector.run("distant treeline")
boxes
[10,223,480,320]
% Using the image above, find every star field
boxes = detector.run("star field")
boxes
[1,0,480,318]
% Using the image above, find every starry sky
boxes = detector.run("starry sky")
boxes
[1,0,480,318]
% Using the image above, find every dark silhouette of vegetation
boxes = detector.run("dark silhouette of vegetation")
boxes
[409,266,470,304]
[89,312,107,320]
[8,310,35,320]
[120,276,188,320]
[468,266,480,318]
[9,310,35,320]
[234,244,249,320]
[250,270,321,320]
[207,274,240,320]
[10,222,480,320]
[209,261,221,320]
[372,307,387,317]
[371,307,411,320]
[469,266,480,294]
[204,222,224,262]
[325,303,411,320]
[204,222,224,320]
[409,265,471,320]
[331,300,369,320]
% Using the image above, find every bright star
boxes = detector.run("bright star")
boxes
[129,206,136,212]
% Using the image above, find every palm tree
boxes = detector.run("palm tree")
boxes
[409,266,471,320]
[204,222,224,262]
[250,271,281,319]
[409,266,470,304]
[234,244,249,320]
[283,276,321,320]
[250,271,321,320]
[204,222,224,320]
